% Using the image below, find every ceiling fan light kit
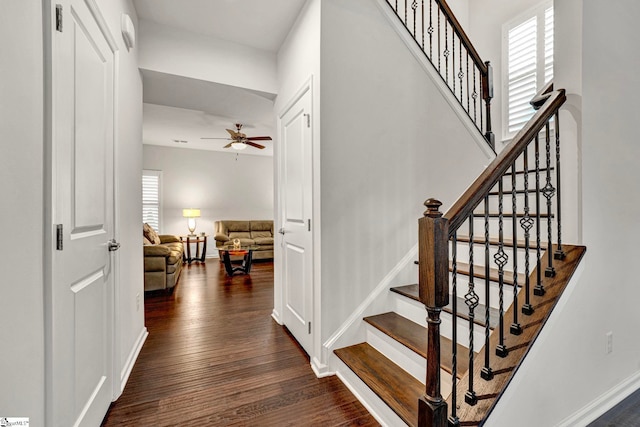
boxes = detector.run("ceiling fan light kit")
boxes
[201,123,272,150]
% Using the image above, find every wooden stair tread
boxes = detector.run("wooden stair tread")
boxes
[455,235,548,250]
[364,312,471,377]
[448,244,586,424]
[453,261,526,286]
[335,343,421,427]
[389,285,498,329]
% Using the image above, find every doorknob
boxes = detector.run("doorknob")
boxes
[108,239,121,252]
[279,228,285,235]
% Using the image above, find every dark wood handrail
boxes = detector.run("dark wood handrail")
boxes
[530,81,554,110]
[434,0,487,75]
[445,89,566,232]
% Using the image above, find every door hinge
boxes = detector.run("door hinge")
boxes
[55,5,63,32]
[307,219,311,232]
[304,113,310,128]
[308,321,311,334]
[56,224,63,250]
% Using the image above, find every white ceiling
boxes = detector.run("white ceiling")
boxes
[133,0,308,156]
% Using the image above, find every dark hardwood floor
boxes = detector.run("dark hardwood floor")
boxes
[101,259,378,426]
[588,388,640,427]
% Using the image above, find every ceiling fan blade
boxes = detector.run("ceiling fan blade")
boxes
[245,141,265,149]
[246,136,272,141]
[226,128,238,138]
[223,142,234,148]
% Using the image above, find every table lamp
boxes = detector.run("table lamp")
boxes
[182,208,201,236]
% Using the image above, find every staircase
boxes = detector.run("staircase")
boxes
[332,3,586,425]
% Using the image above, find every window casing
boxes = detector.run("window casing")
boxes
[503,2,553,140]
[142,170,162,232]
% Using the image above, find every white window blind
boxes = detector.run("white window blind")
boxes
[142,170,162,232]
[504,3,553,138]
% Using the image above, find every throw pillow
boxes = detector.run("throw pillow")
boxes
[143,223,161,245]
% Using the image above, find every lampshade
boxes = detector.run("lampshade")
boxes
[182,209,201,218]
[231,142,247,151]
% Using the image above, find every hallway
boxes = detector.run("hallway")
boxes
[101,260,378,426]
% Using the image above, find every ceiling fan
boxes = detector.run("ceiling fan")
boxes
[201,123,272,150]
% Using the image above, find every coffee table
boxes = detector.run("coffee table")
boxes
[219,245,258,276]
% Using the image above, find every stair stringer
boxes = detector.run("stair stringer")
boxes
[373,0,495,161]
[484,256,587,426]
[322,243,418,371]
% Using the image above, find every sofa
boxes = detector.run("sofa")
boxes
[214,220,274,260]
[143,223,184,292]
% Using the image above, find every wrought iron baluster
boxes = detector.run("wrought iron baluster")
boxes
[494,178,508,357]
[510,162,522,335]
[465,215,478,405]
[554,112,566,260]
[452,32,456,94]
[520,148,534,316]
[444,21,449,83]
[543,122,556,278]
[421,0,425,50]
[437,8,441,72]
[458,38,464,104]
[472,67,477,123]
[412,0,417,38]
[428,0,433,59]
[534,135,545,296]
[466,53,470,113]
[481,196,493,380]
[449,233,459,426]
[404,0,408,25]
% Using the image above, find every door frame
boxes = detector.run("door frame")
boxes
[43,0,121,423]
[274,77,325,375]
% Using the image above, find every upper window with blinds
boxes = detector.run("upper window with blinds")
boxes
[142,170,162,232]
[503,2,553,139]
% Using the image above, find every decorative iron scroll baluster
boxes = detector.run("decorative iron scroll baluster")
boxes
[465,214,478,405]
[452,33,456,93]
[412,0,417,38]
[520,148,534,316]
[458,38,464,103]
[449,233,459,426]
[483,61,494,148]
[533,135,545,296]
[428,0,433,58]
[472,67,477,123]
[543,122,556,278]
[481,196,493,380]
[494,178,508,357]
[466,53,470,112]
[437,8,441,72]
[554,112,565,260]
[405,0,408,25]
[510,162,522,335]
[421,0,425,49]
[444,22,449,83]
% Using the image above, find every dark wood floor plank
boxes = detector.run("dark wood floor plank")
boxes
[102,260,378,426]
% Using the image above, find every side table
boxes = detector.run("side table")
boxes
[181,235,207,264]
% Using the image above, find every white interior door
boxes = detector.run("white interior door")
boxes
[49,1,116,425]
[279,86,313,355]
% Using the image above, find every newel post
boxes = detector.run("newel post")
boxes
[418,199,450,427]
[482,61,495,150]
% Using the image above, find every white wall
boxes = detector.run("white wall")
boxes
[138,19,277,95]
[143,145,274,240]
[95,0,146,395]
[0,1,45,423]
[488,1,640,425]
[319,0,489,345]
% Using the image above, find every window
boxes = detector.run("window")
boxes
[503,3,553,139]
[142,170,162,231]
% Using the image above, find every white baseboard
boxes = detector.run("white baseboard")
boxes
[311,356,334,378]
[119,327,148,394]
[557,371,640,427]
[271,308,282,325]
